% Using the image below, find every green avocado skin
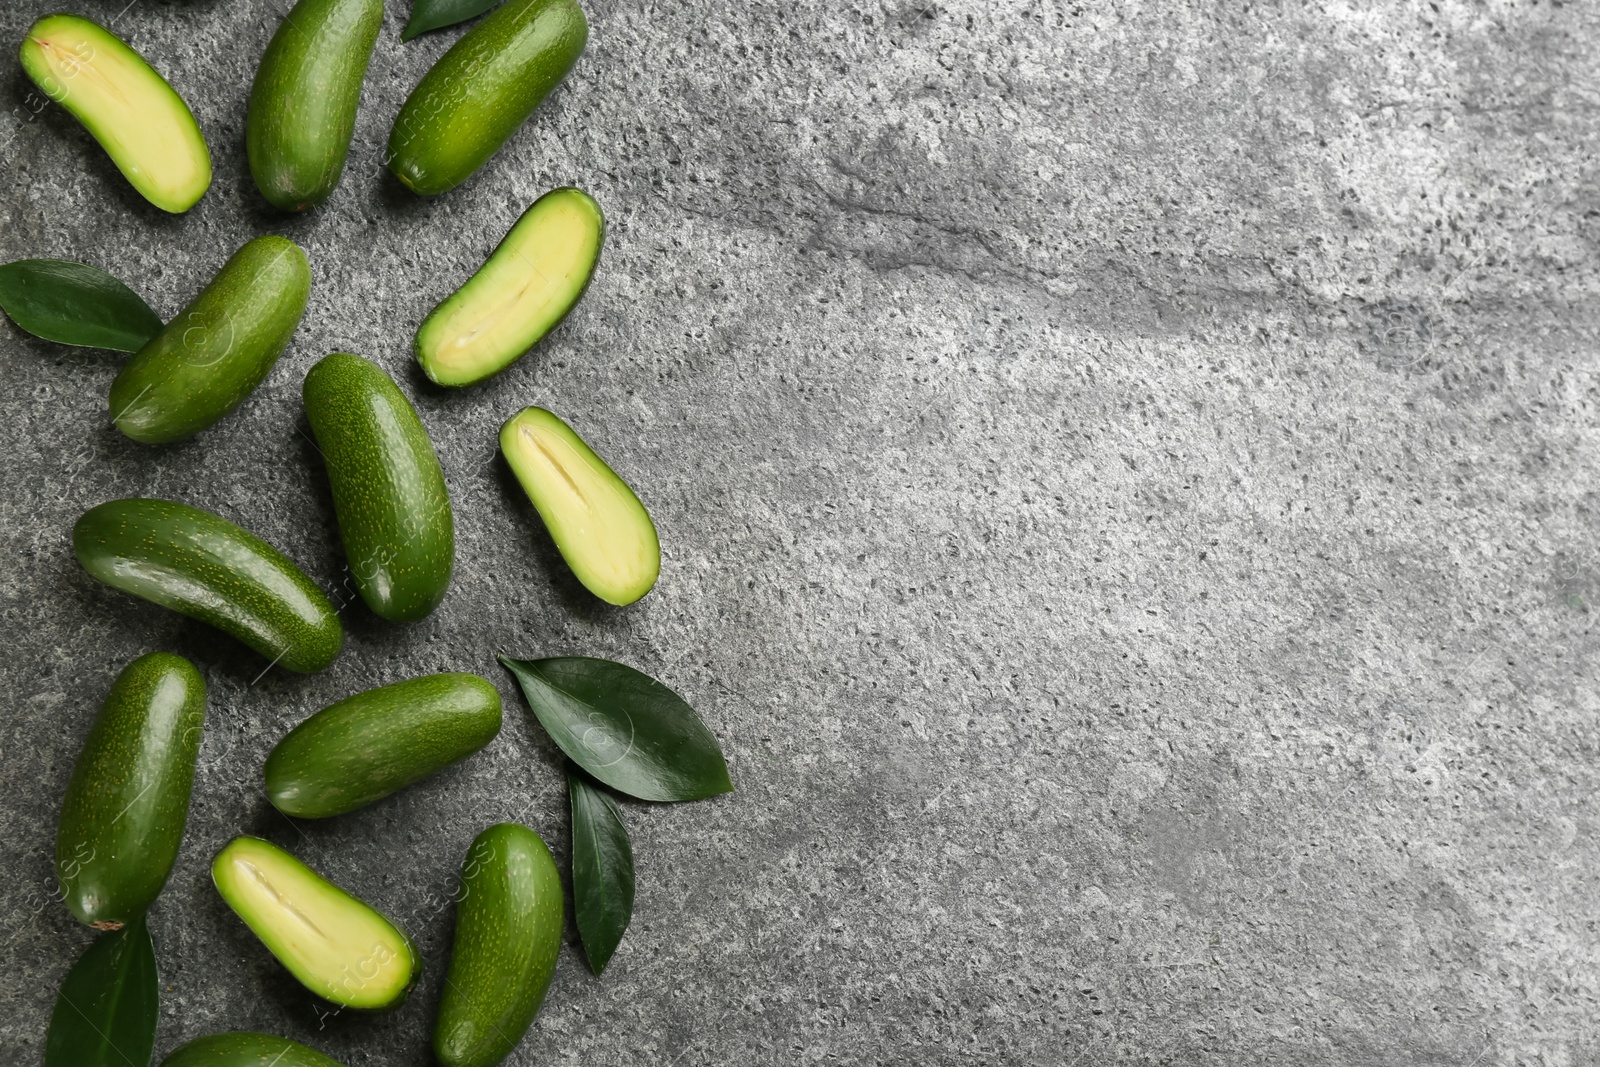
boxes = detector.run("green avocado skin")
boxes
[265,673,502,818]
[248,0,383,211]
[109,236,311,444]
[159,1031,348,1066]
[73,498,343,673]
[303,353,455,621]
[56,652,205,930]
[435,823,564,1067]
[388,0,588,195]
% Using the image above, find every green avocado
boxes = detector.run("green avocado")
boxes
[160,1032,347,1067]
[212,836,417,1011]
[109,236,311,444]
[265,673,502,818]
[247,0,383,211]
[302,353,455,621]
[73,498,343,674]
[415,187,604,387]
[499,407,660,605]
[434,823,564,1067]
[19,14,211,213]
[56,652,206,930]
[388,0,588,196]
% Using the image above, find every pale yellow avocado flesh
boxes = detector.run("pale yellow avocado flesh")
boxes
[501,407,660,606]
[212,836,415,1010]
[20,15,211,213]
[416,188,604,386]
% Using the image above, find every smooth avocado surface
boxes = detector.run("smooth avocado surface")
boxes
[303,353,455,620]
[248,0,383,211]
[19,14,211,213]
[159,1031,348,1067]
[416,187,604,387]
[388,0,588,196]
[110,236,311,444]
[435,823,564,1067]
[265,673,502,818]
[73,498,343,673]
[56,652,206,930]
[500,407,660,606]
[212,836,417,1010]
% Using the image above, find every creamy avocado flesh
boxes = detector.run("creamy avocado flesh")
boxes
[212,836,415,1010]
[415,187,604,386]
[500,407,660,606]
[20,15,211,213]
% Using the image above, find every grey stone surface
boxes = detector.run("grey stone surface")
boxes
[0,0,1596,1063]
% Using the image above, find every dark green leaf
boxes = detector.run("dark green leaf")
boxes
[0,260,161,352]
[46,915,158,1067]
[402,0,505,40]
[499,656,733,802]
[569,770,635,974]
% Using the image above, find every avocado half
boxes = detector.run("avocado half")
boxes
[212,836,417,1010]
[20,14,211,213]
[415,187,604,387]
[500,406,660,606]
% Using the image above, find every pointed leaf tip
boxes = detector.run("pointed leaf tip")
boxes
[0,259,161,352]
[501,656,732,802]
[569,771,635,974]
[403,0,506,40]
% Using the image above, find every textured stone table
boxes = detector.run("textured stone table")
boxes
[1,1,1596,1064]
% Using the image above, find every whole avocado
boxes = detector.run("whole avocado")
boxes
[302,352,455,621]
[247,0,384,211]
[56,652,206,929]
[388,0,588,195]
[109,236,310,444]
[74,498,343,673]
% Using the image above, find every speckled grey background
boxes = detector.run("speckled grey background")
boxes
[1,0,1596,1063]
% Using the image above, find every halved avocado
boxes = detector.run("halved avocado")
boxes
[211,836,416,1010]
[19,14,211,214]
[414,187,604,387]
[500,407,659,606]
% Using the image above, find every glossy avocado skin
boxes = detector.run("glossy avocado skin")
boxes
[248,0,383,211]
[265,673,502,818]
[56,652,206,930]
[159,1031,347,1067]
[303,353,456,621]
[388,0,588,195]
[435,823,564,1067]
[73,498,343,673]
[109,236,311,444]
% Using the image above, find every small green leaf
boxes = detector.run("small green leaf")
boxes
[569,770,635,974]
[499,656,733,802]
[46,915,158,1067]
[0,259,162,352]
[402,0,505,40]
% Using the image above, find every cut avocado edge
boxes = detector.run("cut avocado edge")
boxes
[211,836,416,1010]
[21,14,211,214]
[415,187,605,387]
[500,406,660,606]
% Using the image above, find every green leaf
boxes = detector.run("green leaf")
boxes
[569,770,635,974]
[0,259,162,352]
[499,656,733,802]
[402,0,505,41]
[46,915,158,1067]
